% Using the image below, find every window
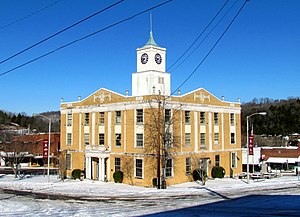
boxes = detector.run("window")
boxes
[185,133,191,147]
[185,111,191,124]
[84,133,89,145]
[214,133,219,145]
[214,113,218,125]
[67,133,72,146]
[231,152,237,168]
[66,154,71,170]
[200,133,206,147]
[165,109,171,124]
[231,133,235,144]
[99,112,105,125]
[99,133,104,146]
[67,113,72,126]
[115,111,121,124]
[136,109,143,124]
[186,157,191,175]
[115,157,121,172]
[230,113,235,126]
[115,134,121,146]
[84,113,89,126]
[135,159,143,178]
[165,132,173,148]
[166,159,173,177]
[136,134,143,147]
[200,112,205,125]
[158,77,164,84]
[215,155,220,166]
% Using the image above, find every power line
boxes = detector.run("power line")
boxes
[0,0,125,66]
[0,0,63,30]
[167,0,229,71]
[0,0,172,77]
[171,0,239,73]
[171,0,249,95]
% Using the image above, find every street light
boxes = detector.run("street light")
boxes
[246,112,266,184]
[33,114,51,182]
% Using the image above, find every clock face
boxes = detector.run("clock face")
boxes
[155,53,162,64]
[141,53,148,64]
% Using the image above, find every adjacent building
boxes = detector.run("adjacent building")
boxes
[60,31,242,186]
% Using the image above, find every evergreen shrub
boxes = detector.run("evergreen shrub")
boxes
[211,166,225,178]
[72,169,82,180]
[113,171,124,183]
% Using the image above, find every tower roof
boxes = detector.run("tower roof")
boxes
[145,31,158,47]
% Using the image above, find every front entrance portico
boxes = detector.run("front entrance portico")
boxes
[85,153,110,181]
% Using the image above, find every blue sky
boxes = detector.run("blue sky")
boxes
[0,0,299,115]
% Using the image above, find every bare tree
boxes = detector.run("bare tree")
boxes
[191,155,211,185]
[122,155,134,185]
[1,140,29,178]
[58,150,67,181]
[144,96,181,189]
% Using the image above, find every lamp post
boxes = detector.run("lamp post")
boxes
[33,114,51,182]
[246,112,266,184]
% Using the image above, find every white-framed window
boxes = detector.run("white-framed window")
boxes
[135,158,143,179]
[67,133,72,146]
[214,113,218,125]
[231,152,237,168]
[115,157,121,172]
[99,133,104,146]
[231,133,236,144]
[200,133,206,148]
[84,113,89,126]
[165,109,171,124]
[67,113,72,126]
[215,155,220,167]
[136,133,143,148]
[158,77,164,84]
[84,133,89,145]
[165,132,173,148]
[185,133,191,147]
[214,133,219,145]
[115,111,121,124]
[230,113,235,126]
[99,112,105,125]
[115,134,121,146]
[166,159,173,177]
[66,154,71,170]
[186,157,191,175]
[185,111,191,125]
[136,109,143,124]
[200,112,205,125]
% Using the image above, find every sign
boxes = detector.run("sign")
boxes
[43,140,48,159]
[249,135,254,155]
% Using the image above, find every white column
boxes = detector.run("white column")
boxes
[222,113,225,151]
[208,112,212,151]
[86,157,91,179]
[92,112,95,145]
[98,157,101,181]
[79,113,82,150]
[107,157,110,181]
[101,158,105,181]
[194,111,198,152]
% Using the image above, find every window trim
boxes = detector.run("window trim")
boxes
[99,133,105,146]
[115,157,121,172]
[136,109,143,124]
[115,133,122,147]
[230,132,236,144]
[99,112,105,125]
[115,111,122,124]
[84,113,89,126]
[185,111,191,125]
[67,113,72,126]
[136,133,144,148]
[185,133,191,147]
[186,157,191,175]
[66,133,72,146]
[200,112,205,125]
[84,133,89,145]
[166,158,173,178]
[135,158,143,179]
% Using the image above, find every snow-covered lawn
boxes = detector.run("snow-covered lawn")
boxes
[0,174,299,199]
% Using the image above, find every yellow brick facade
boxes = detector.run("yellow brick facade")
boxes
[60,88,242,186]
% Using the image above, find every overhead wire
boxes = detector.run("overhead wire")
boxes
[171,0,249,96]
[0,0,125,66]
[171,0,239,73]
[0,0,172,77]
[167,0,230,71]
[0,0,63,31]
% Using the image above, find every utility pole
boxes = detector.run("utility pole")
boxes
[157,91,161,189]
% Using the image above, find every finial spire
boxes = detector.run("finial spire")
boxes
[145,12,158,47]
[150,12,152,33]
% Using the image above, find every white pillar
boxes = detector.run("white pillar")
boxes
[101,158,105,181]
[86,157,91,179]
[98,158,102,181]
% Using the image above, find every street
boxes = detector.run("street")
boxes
[0,187,299,216]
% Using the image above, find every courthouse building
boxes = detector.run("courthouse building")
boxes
[60,31,242,186]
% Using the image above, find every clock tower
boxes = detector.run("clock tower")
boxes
[132,31,170,96]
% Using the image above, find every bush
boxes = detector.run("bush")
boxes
[72,169,82,180]
[113,171,123,183]
[211,166,225,178]
[152,178,157,187]
[192,169,206,181]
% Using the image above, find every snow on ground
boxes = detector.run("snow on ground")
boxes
[0,174,299,199]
